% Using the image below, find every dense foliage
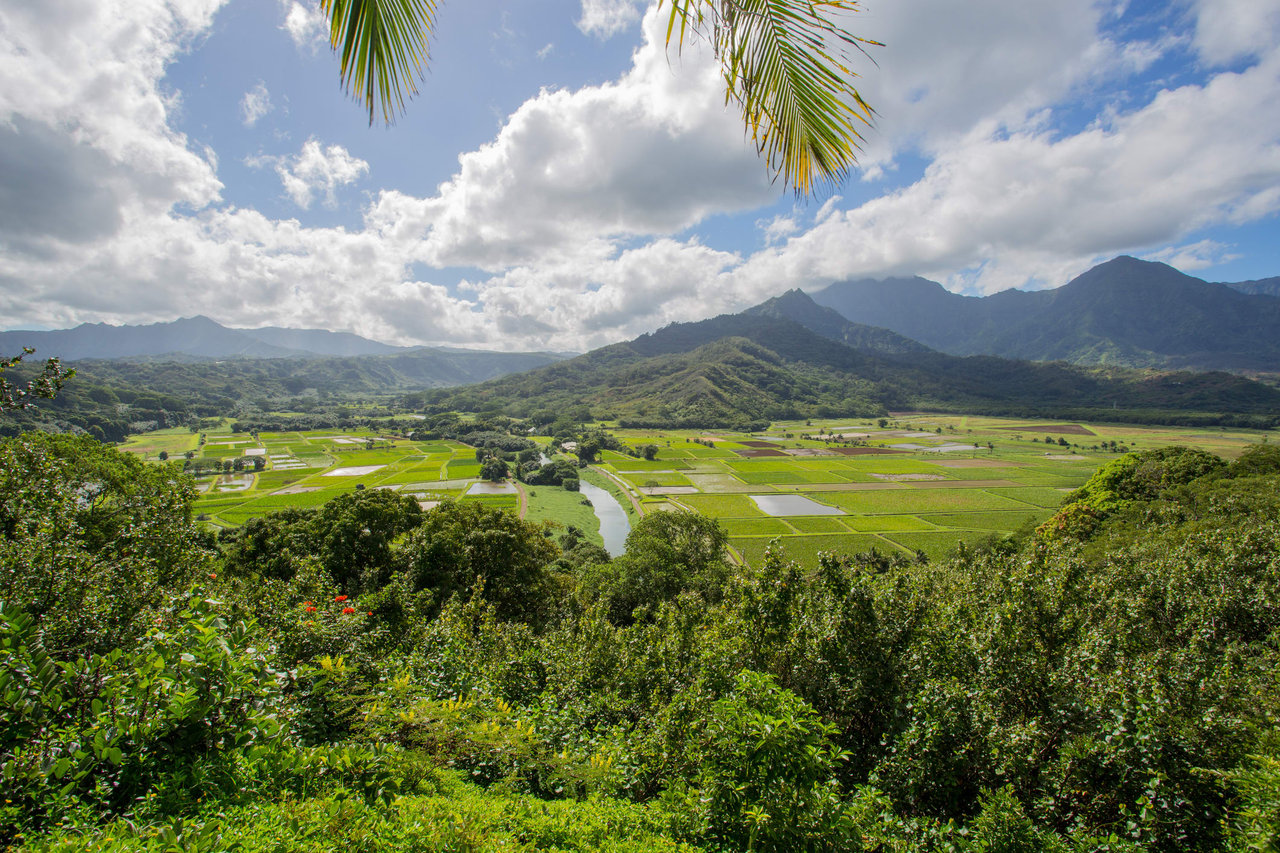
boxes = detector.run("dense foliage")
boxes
[417,313,1280,429]
[4,433,1280,851]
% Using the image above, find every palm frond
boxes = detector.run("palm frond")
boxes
[665,0,878,195]
[320,0,437,125]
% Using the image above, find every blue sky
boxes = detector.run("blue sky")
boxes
[1,0,1278,351]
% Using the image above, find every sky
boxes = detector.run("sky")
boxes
[1,0,1279,352]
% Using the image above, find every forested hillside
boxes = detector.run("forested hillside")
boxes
[4,432,1280,851]
[419,309,1280,429]
[812,256,1280,370]
[0,347,567,440]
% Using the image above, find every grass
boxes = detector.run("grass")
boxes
[721,517,793,537]
[786,516,850,533]
[817,488,1031,515]
[732,533,899,568]
[841,514,939,533]
[679,494,768,518]
[983,487,1076,508]
[735,470,827,485]
[919,510,1048,531]
[524,485,604,547]
[886,530,998,560]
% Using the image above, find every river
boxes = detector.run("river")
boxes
[578,480,631,556]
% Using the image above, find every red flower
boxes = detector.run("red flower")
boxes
[335,595,348,602]
[367,611,373,616]
[341,606,356,615]
[305,606,317,613]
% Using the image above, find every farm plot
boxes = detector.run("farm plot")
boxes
[732,534,897,568]
[885,530,997,559]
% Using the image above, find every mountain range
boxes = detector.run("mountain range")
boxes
[810,256,1280,371]
[1,315,411,361]
[1222,277,1280,298]
[422,289,1280,428]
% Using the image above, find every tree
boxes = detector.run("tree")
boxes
[480,456,509,482]
[0,433,212,656]
[398,500,561,625]
[0,349,72,411]
[312,489,424,592]
[319,0,877,194]
[579,510,730,624]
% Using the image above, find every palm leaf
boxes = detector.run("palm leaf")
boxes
[664,0,878,195]
[320,0,437,125]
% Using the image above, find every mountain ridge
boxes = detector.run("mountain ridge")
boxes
[420,294,1280,428]
[0,315,413,361]
[810,256,1280,371]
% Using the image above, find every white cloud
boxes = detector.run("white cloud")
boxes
[364,7,773,271]
[255,140,370,209]
[537,42,554,60]
[3,0,1280,356]
[758,214,798,247]
[577,0,641,38]
[239,81,272,127]
[1146,240,1240,271]
[731,50,1280,296]
[0,0,225,269]
[842,0,1121,171]
[281,0,328,50]
[1192,0,1280,66]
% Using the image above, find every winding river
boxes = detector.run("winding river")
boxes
[578,480,631,556]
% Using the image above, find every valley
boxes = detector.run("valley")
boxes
[126,414,1277,564]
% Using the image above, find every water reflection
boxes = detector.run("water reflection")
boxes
[579,481,631,556]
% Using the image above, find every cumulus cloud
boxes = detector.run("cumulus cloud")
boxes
[239,81,272,127]
[364,7,773,271]
[254,140,370,209]
[758,214,799,247]
[577,0,641,38]
[3,0,1280,355]
[1146,240,1240,271]
[730,49,1280,296]
[0,0,224,266]
[1192,0,1280,66]
[281,0,328,50]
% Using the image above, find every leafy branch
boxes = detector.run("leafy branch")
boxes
[1,348,74,411]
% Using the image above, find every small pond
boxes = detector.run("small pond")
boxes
[466,481,517,495]
[750,494,845,517]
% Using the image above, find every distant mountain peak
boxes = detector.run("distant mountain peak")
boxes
[744,289,932,355]
[809,255,1280,371]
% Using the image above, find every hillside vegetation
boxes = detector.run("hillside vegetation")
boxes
[812,256,1280,371]
[4,432,1280,851]
[419,310,1280,429]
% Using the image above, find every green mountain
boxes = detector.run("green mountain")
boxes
[1222,276,1280,298]
[421,303,1280,428]
[742,289,933,354]
[811,256,1280,370]
[0,346,569,441]
[0,315,412,360]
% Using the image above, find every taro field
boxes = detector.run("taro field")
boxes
[592,414,1275,565]
[124,426,522,529]
[122,414,1275,564]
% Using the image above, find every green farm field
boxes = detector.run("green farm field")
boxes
[597,414,1277,566]
[122,415,1276,564]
